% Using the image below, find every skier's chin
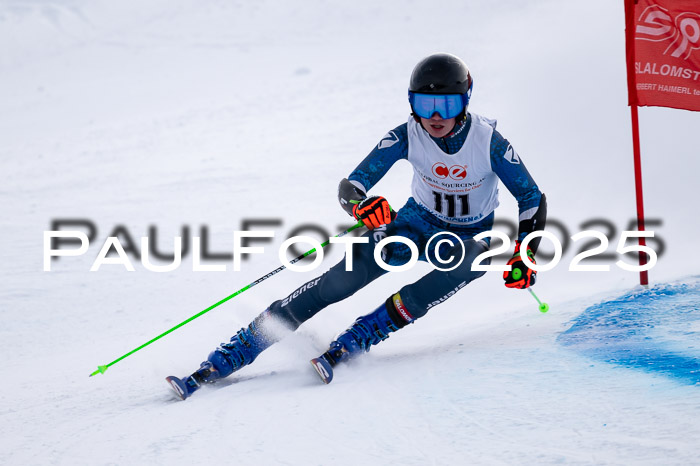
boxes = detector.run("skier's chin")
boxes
[426,124,451,138]
[421,118,455,138]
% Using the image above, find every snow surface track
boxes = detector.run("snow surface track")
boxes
[1,1,699,465]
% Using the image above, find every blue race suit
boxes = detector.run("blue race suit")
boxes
[266,113,544,327]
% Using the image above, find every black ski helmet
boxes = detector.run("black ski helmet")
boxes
[409,53,473,95]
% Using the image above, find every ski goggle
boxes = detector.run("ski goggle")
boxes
[408,92,471,119]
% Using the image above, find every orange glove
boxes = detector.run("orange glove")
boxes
[503,242,536,289]
[352,196,395,230]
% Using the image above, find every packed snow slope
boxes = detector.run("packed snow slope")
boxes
[1,1,699,464]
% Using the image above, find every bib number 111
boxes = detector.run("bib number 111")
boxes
[433,191,470,217]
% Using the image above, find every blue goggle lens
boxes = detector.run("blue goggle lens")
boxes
[408,92,469,119]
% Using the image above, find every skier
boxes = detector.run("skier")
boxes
[167,53,547,398]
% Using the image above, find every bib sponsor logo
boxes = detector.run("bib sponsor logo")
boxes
[378,131,399,149]
[432,162,449,178]
[449,165,468,180]
[433,162,468,180]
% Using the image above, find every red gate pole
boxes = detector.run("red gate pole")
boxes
[624,0,649,287]
[629,104,649,286]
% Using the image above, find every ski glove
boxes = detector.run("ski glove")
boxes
[503,242,536,289]
[353,196,396,230]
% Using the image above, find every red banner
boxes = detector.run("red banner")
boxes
[625,0,700,111]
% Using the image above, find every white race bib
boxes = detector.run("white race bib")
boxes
[407,113,499,224]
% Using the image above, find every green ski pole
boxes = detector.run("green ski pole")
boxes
[528,288,549,313]
[90,220,366,377]
[510,268,549,313]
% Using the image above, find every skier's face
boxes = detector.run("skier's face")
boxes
[420,113,456,138]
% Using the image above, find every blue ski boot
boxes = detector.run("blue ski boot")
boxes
[166,360,220,400]
[311,293,415,384]
[167,310,282,400]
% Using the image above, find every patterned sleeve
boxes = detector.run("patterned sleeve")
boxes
[347,123,409,192]
[489,128,544,242]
